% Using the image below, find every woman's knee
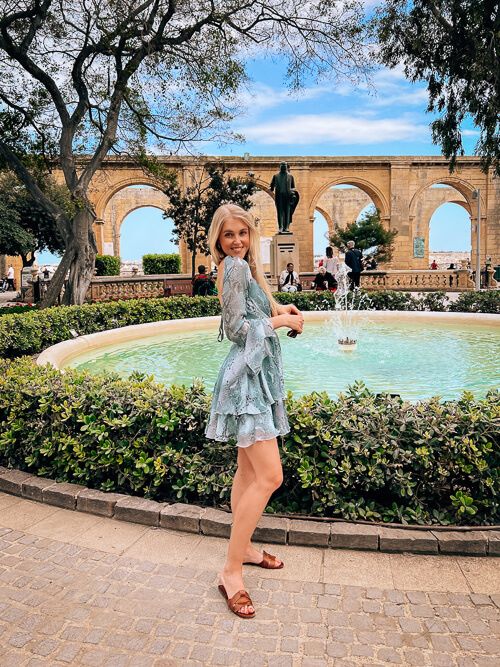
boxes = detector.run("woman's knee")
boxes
[259,467,283,492]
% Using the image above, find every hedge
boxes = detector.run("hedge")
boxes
[143,253,181,275]
[0,358,498,526]
[0,289,498,359]
[94,254,121,276]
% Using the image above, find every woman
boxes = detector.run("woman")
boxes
[205,203,304,619]
[319,246,339,277]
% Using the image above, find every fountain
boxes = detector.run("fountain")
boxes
[331,263,373,351]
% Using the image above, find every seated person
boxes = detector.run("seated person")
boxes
[312,267,337,291]
[364,257,377,270]
[279,262,302,292]
[192,265,216,296]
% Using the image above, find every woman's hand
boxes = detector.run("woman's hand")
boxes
[283,312,304,334]
[278,303,302,317]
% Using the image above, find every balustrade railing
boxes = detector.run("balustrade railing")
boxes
[85,268,488,302]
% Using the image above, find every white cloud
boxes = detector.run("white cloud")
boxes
[239,82,332,114]
[241,113,428,145]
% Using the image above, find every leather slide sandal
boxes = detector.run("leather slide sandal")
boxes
[218,584,256,619]
[246,550,284,569]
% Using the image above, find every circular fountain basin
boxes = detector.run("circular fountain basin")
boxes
[37,311,500,401]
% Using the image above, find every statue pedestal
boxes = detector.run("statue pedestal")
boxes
[270,233,300,279]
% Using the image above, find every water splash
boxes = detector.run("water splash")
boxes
[327,264,374,349]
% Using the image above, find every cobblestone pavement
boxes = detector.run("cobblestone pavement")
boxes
[0,498,499,666]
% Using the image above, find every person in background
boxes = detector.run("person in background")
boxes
[192,265,216,296]
[279,262,301,292]
[344,240,363,290]
[312,266,328,291]
[6,264,15,291]
[319,246,339,277]
[447,263,455,270]
[364,256,377,270]
[430,260,438,270]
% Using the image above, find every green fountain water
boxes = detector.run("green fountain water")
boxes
[71,318,500,400]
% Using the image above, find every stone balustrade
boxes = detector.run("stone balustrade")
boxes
[360,269,476,291]
[86,274,193,302]
[85,267,494,302]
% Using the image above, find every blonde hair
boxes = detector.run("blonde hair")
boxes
[208,203,279,316]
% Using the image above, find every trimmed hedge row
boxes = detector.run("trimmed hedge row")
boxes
[0,358,498,526]
[94,255,121,276]
[0,290,498,359]
[143,253,181,275]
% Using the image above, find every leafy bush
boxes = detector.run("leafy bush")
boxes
[0,359,498,526]
[143,253,181,275]
[0,296,221,358]
[0,304,36,317]
[449,291,500,314]
[94,254,121,276]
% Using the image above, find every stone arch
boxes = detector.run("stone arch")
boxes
[93,175,169,220]
[315,205,333,231]
[409,176,483,220]
[409,179,479,268]
[309,177,390,223]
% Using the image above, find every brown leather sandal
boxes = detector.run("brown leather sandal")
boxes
[246,550,284,570]
[218,584,256,619]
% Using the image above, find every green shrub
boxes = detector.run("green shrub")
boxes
[0,296,221,358]
[94,254,121,276]
[0,359,498,526]
[449,291,500,314]
[0,305,36,317]
[143,253,181,275]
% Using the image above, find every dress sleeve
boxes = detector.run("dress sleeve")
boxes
[222,256,276,375]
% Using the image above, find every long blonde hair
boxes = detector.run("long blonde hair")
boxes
[208,203,279,316]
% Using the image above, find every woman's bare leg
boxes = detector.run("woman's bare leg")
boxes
[231,448,282,566]
[220,438,283,614]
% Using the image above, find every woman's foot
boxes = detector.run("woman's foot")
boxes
[219,570,255,617]
[244,545,283,569]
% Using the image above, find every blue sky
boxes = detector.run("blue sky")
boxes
[38,56,476,264]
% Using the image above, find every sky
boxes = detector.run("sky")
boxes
[38,53,477,265]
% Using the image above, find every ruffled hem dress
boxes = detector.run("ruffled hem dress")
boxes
[205,255,290,447]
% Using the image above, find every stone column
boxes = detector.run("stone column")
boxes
[389,163,412,269]
[270,233,300,279]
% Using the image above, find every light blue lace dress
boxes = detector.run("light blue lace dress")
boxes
[205,255,290,447]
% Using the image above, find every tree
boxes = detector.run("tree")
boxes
[0,172,67,266]
[330,208,397,263]
[162,163,258,278]
[375,1,500,175]
[0,1,371,308]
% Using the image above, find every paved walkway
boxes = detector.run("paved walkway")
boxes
[0,493,499,666]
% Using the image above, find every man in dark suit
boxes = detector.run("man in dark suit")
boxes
[344,240,363,290]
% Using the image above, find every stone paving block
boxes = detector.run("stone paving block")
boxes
[200,507,232,538]
[114,497,164,526]
[253,515,288,544]
[379,528,438,553]
[159,503,204,533]
[0,468,33,496]
[77,489,128,518]
[433,530,488,556]
[21,476,55,502]
[42,481,87,510]
[330,521,379,550]
[486,530,500,556]
[289,519,330,547]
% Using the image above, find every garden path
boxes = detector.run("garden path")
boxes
[0,492,498,666]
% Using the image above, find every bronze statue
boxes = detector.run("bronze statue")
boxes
[270,162,300,233]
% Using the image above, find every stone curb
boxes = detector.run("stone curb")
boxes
[1,467,499,556]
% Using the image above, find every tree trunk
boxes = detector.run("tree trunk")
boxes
[191,230,198,280]
[39,207,97,308]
